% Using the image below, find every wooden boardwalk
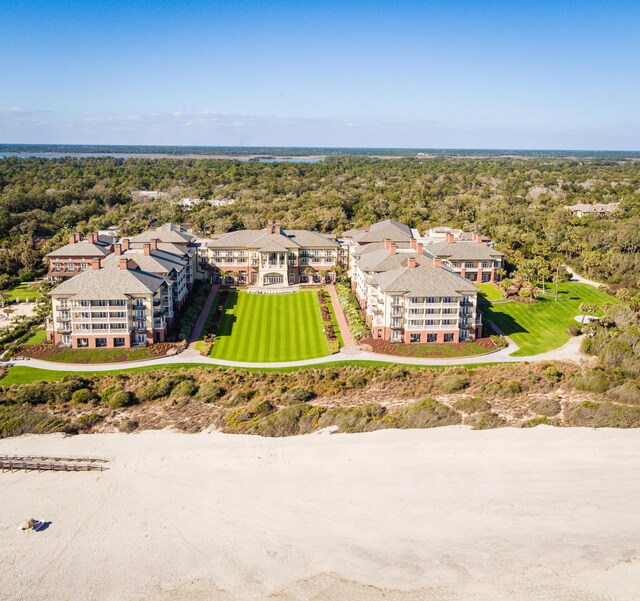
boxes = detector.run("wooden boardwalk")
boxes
[0,455,109,473]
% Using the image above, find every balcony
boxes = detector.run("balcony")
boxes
[153,318,167,329]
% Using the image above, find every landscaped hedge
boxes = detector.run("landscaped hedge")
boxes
[334,282,369,341]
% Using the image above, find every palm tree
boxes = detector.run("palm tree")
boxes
[579,303,598,324]
[303,267,314,284]
[522,281,539,300]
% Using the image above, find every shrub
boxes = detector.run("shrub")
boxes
[120,419,139,433]
[346,373,367,389]
[452,397,490,414]
[71,388,95,404]
[542,365,563,382]
[172,379,198,398]
[465,411,505,430]
[608,382,640,405]
[521,416,552,428]
[566,325,582,336]
[506,380,522,394]
[564,400,640,428]
[227,389,257,406]
[317,404,390,433]
[283,386,316,403]
[137,376,177,402]
[334,282,369,341]
[101,387,133,408]
[393,398,461,429]
[75,413,103,431]
[571,369,613,393]
[439,374,470,393]
[530,397,561,417]
[197,381,225,403]
[53,379,87,403]
[0,405,68,438]
[225,399,275,429]
[246,404,326,437]
[13,381,52,405]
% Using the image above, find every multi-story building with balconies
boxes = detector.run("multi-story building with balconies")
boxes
[420,231,504,284]
[46,258,171,348]
[351,239,481,343]
[46,232,115,282]
[206,220,347,287]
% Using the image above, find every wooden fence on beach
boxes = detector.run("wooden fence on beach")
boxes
[0,455,109,473]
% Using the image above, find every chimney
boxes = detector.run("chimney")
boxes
[69,233,80,245]
[445,232,454,243]
[265,219,274,234]
[114,243,122,256]
[383,238,391,249]
[390,243,397,255]
[90,232,99,244]
[90,258,101,270]
[417,243,424,255]
[472,233,482,243]
[433,257,442,269]
[122,238,130,251]
[410,239,418,250]
[274,219,281,235]
[119,258,130,270]
[407,257,417,268]
[150,238,158,251]
[143,243,151,256]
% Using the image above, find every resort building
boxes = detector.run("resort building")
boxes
[351,239,481,343]
[565,202,619,217]
[46,232,115,282]
[206,220,347,287]
[46,259,172,348]
[420,231,504,284]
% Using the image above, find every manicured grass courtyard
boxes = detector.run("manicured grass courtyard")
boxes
[209,290,330,362]
[23,329,47,345]
[5,283,43,302]
[479,281,618,356]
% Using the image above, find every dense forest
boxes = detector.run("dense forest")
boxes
[1,155,638,291]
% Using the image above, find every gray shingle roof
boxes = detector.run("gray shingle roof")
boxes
[130,223,194,244]
[425,240,503,261]
[49,265,166,300]
[346,220,413,244]
[373,263,478,297]
[102,249,185,275]
[207,228,338,251]
[47,236,114,258]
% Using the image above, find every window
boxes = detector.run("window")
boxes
[442,308,454,315]
[112,299,125,306]
[79,263,88,270]
[95,300,108,307]
[77,338,89,347]
[54,262,62,271]
[427,334,437,343]
[409,320,423,327]
[80,300,90,307]
[465,262,475,269]
[134,333,147,344]
[481,262,490,268]
[96,337,107,347]
[442,297,454,304]
[112,323,126,330]
[392,296,401,305]
[410,333,421,343]
[66,262,74,271]
[409,297,422,304]
[61,335,71,346]
[136,321,146,330]
[391,318,402,327]
[114,337,125,347]
[444,333,454,342]
[425,297,436,304]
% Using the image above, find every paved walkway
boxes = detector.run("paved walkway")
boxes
[326,284,356,348]
[186,284,219,349]
[1,332,589,374]
[562,265,604,288]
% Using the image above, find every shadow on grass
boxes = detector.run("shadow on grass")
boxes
[482,310,529,337]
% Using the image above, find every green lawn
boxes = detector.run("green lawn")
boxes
[479,281,618,356]
[23,329,47,345]
[22,347,164,364]
[476,283,505,302]
[5,283,43,302]
[0,361,502,385]
[209,290,330,362]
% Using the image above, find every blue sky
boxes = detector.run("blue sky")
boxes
[1,0,639,149]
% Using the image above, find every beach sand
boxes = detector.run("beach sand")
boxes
[1,426,639,600]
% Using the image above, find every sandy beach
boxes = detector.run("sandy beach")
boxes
[1,427,639,600]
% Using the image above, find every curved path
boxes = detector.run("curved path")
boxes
[562,265,604,288]
[0,333,587,373]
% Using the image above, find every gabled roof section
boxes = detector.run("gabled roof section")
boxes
[374,263,478,297]
[425,240,503,261]
[130,223,194,244]
[47,236,114,258]
[49,265,166,300]
[347,220,413,244]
